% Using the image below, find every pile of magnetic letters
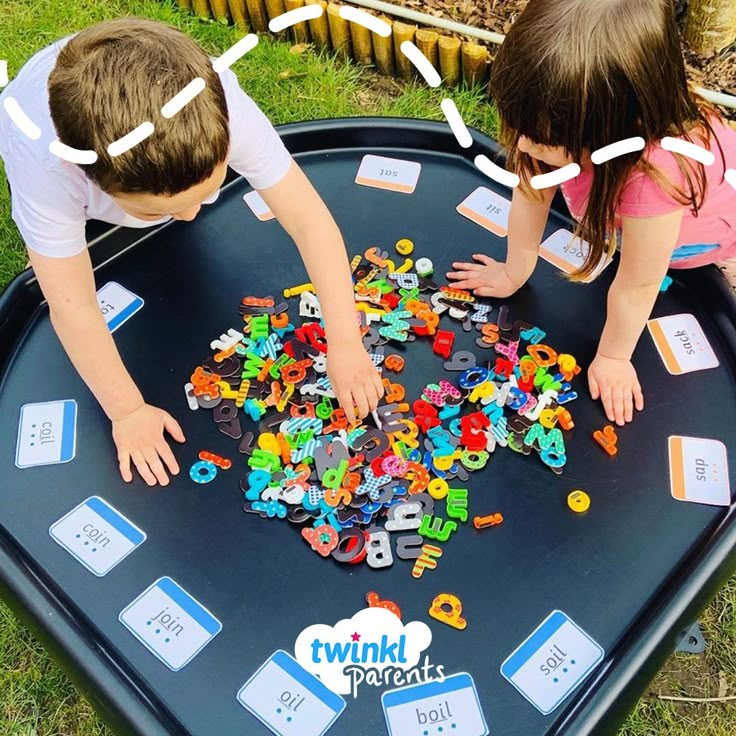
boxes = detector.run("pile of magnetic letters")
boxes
[185,241,581,577]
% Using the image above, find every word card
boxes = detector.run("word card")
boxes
[539,229,612,283]
[96,282,144,333]
[382,672,488,736]
[456,187,511,237]
[16,399,77,468]
[647,314,718,375]
[243,190,275,222]
[50,496,146,576]
[355,155,421,194]
[237,650,345,736]
[119,577,222,671]
[669,436,731,507]
[500,610,604,715]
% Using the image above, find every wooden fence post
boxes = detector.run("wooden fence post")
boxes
[191,0,212,19]
[372,16,395,76]
[227,0,251,31]
[211,0,232,23]
[438,35,461,88]
[245,0,269,32]
[326,3,353,60]
[305,0,332,51]
[462,42,488,87]
[393,22,417,82]
[350,12,375,66]
[415,28,439,82]
[284,0,312,43]
[685,0,736,54]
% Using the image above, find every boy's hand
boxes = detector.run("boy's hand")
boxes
[327,340,384,425]
[588,355,644,426]
[112,403,185,486]
[447,254,523,298]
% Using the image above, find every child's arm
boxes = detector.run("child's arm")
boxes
[447,185,555,296]
[28,249,185,484]
[258,161,384,422]
[589,209,683,424]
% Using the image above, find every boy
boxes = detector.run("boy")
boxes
[0,18,383,487]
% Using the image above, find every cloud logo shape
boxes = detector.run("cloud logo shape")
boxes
[294,607,432,695]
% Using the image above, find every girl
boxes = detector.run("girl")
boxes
[448,0,736,427]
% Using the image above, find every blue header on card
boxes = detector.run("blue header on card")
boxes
[501,611,568,678]
[272,650,345,714]
[107,296,144,332]
[60,400,77,461]
[156,578,222,635]
[85,497,144,545]
[382,673,474,709]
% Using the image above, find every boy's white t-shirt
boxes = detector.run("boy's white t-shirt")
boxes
[0,37,293,258]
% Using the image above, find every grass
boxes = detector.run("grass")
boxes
[0,1,733,734]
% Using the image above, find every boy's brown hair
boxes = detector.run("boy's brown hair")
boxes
[490,0,725,280]
[48,18,229,196]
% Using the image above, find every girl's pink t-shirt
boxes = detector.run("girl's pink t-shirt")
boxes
[560,120,736,268]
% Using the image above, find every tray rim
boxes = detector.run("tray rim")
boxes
[0,117,735,736]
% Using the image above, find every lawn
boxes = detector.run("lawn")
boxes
[0,1,734,735]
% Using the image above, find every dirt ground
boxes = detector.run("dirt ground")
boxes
[403,0,735,118]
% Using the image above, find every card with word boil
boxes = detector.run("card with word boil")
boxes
[237,650,346,736]
[501,610,604,715]
[382,672,488,736]
[119,577,222,671]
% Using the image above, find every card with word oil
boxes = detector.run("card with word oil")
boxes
[355,154,421,194]
[500,610,604,715]
[539,229,612,283]
[15,399,77,469]
[382,672,488,736]
[119,577,222,671]
[456,186,511,237]
[243,190,275,222]
[237,650,345,736]
[96,282,144,333]
[647,314,719,375]
[668,436,731,506]
[50,496,146,576]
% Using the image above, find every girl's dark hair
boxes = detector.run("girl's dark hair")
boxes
[490,0,725,280]
[49,18,229,196]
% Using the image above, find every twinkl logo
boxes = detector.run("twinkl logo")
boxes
[295,608,441,697]
[311,633,410,665]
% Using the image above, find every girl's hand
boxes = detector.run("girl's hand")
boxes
[588,355,644,426]
[112,403,185,486]
[327,339,384,424]
[446,254,524,298]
